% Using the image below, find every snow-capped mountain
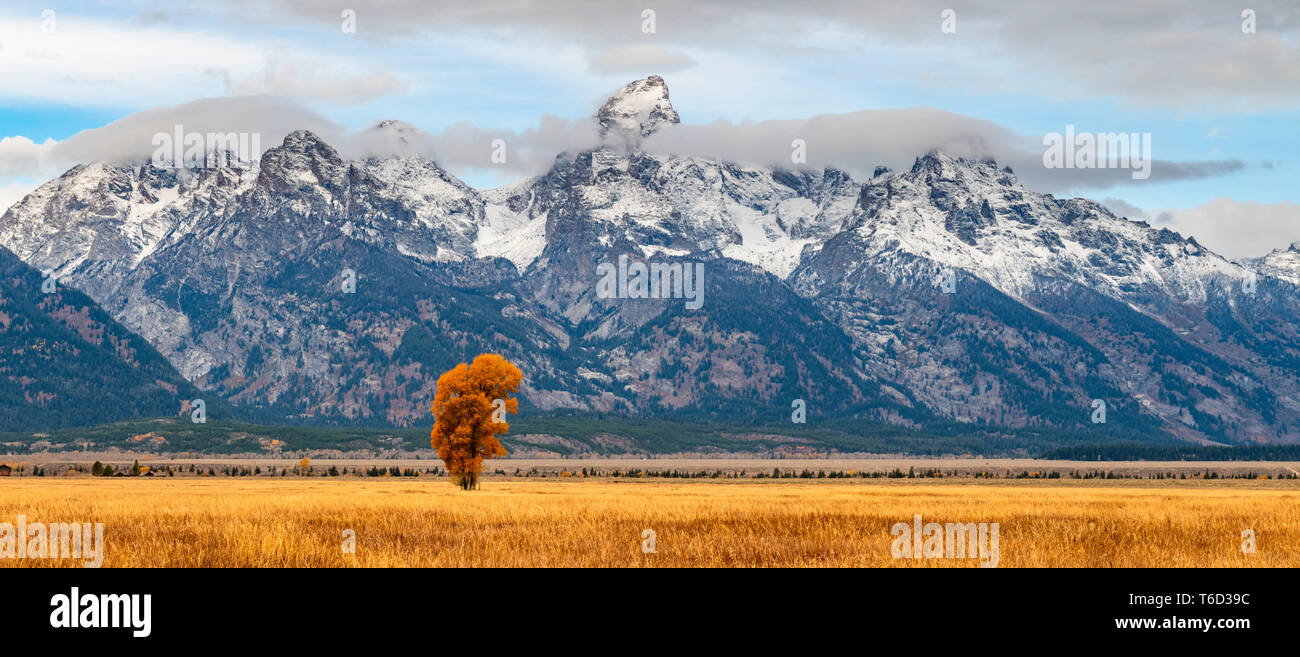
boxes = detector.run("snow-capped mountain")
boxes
[0,160,257,301]
[1248,242,1300,286]
[596,75,681,145]
[793,152,1300,441]
[801,152,1252,305]
[0,127,558,424]
[2,76,1298,442]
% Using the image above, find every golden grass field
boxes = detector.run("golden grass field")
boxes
[1,477,1297,567]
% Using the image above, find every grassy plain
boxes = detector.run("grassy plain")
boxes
[1,477,1296,567]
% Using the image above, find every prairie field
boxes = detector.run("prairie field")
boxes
[1,477,1297,567]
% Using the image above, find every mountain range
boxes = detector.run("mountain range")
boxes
[3,75,1298,445]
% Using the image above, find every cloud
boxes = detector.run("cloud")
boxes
[0,13,263,108]
[0,136,48,177]
[0,180,39,216]
[0,96,341,180]
[1101,198,1147,219]
[232,0,1300,112]
[0,91,1283,259]
[587,45,697,74]
[328,105,1257,191]
[0,95,1253,196]
[0,13,406,109]
[341,115,601,181]
[229,58,409,104]
[1141,199,1300,259]
[5,1,1298,129]
[638,110,1250,191]
[0,94,592,187]
[392,117,601,178]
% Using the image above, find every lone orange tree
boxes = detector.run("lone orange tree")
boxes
[430,354,521,490]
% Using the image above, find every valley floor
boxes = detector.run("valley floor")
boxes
[1,478,1296,567]
[10,455,1300,478]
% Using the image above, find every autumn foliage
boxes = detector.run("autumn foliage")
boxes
[430,354,521,490]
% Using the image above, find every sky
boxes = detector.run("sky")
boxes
[0,0,1297,257]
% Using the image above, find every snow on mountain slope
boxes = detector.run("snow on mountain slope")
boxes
[485,77,863,282]
[0,162,168,268]
[477,179,548,273]
[0,160,259,300]
[1248,242,1300,286]
[789,150,1300,442]
[1,130,486,281]
[508,148,862,281]
[348,154,483,262]
[815,151,1251,307]
[1,76,862,302]
[3,74,1298,441]
[596,75,680,144]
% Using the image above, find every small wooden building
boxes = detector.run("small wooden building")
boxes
[0,464,12,476]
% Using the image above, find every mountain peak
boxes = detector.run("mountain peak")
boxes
[366,119,419,138]
[1260,241,1300,257]
[911,150,1002,172]
[358,119,432,159]
[903,150,1013,189]
[280,129,335,152]
[596,75,680,145]
[258,130,345,192]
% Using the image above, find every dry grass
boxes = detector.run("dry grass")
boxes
[1,477,1297,567]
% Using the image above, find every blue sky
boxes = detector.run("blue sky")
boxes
[1,0,1297,256]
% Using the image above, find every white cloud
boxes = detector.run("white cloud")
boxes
[0,90,1285,260]
[1101,196,1300,257]
[0,14,262,107]
[0,94,1254,200]
[587,45,697,74]
[362,115,601,180]
[1147,198,1300,258]
[0,180,39,216]
[0,13,405,108]
[234,0,1300,112]
[0,96,341,181]
[229,57,409,104]
[0,136,49,177]
[5,2,1298,131]
[1101,197,1148,219]
[639,110,1247,190]
[225,101,1259,191]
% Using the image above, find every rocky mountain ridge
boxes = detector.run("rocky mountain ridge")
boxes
[3,76,1298,443]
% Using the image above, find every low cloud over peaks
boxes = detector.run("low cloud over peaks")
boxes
[0,87,1264,213]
